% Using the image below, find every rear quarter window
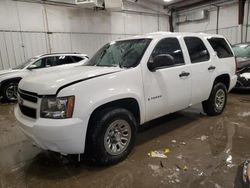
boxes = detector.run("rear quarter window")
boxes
[207,37,233,58]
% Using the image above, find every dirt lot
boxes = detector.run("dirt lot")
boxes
[0,92,249,188]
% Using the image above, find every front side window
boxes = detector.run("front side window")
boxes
[86,39,152,68]
[45,57,57,67]
[33,59,44,68]
[29,57,59,69]
[29,58,47,69]
[208,37,233,58]
[150,37,185,65]
[184,37,210,63]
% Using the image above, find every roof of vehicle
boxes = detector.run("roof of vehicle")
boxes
[36,53,88,58]
[114,31,226,41]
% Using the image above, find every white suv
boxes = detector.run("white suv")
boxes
[0,53,88,102]
[15,32,237,165]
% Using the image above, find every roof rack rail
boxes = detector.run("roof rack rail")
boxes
[40,52,82,56]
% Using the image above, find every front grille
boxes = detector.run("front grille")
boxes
[19,104,37,119]
[18,89,38,103]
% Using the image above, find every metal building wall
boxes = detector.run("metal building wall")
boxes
[175,2,249,45]
[0,0,169,70]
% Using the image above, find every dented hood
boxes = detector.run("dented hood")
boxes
[18,66,121,95]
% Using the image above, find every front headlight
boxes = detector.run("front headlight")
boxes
[40,96,75,119]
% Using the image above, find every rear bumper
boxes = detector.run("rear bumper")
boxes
[15,106,87,154]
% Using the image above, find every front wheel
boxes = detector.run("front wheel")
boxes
[202,82,228,116]
[1,82,19,102]
[86,108,137,165]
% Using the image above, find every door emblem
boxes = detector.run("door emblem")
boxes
[148,95,162,101]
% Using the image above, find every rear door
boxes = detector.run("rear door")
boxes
[183,36,215,105]
[143,37,192,121]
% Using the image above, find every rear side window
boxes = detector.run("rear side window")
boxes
[184,37,210,63]
[72,56,84,62]
[207,37,233,58]
[55,56,75,66]
[151,37,185,65]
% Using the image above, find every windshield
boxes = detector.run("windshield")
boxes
[232,44,250,58]
[13,57,39,70]
[86,39,152,68]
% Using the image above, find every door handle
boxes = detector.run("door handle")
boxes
[179,71,190,77]
[208,65,216,71]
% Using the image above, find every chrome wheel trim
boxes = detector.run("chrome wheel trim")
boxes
[104,119,132,156]
[5,83,18,101]
[215,89,225,112]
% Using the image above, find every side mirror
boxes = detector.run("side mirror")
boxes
[148,54,175,71]
[28,64,38,70]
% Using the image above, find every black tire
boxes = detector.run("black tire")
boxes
[202,82,228,116]
[86,108,137,165]
[1,82,19,102]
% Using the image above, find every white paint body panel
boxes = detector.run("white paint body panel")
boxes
[19,66,121,95]
[15,32,237,154]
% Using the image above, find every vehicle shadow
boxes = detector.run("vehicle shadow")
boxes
[24,151,86,179]
[0,98,16,104]
[22,151,135,187]
[23,108,203,182]
[136,111,202,146]
[231,89,250,95]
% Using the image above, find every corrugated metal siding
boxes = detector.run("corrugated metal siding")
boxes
[0,1,169,70]
[0,31,23,69]
[218,26,239,45]
[0,31,141,69]
[50,33,133,56]
[22,32,49,59]
[0,31,49,69]
[196,26,239,44]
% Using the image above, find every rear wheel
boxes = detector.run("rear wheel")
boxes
[86,108,137,165]
[202,82,227,116]
[1,82,19,102]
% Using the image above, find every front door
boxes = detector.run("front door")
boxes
[142,37,192,121]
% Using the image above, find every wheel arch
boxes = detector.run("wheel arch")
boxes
[88,98,141,126]
[214,74,230,91]
[0,77,22,94]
